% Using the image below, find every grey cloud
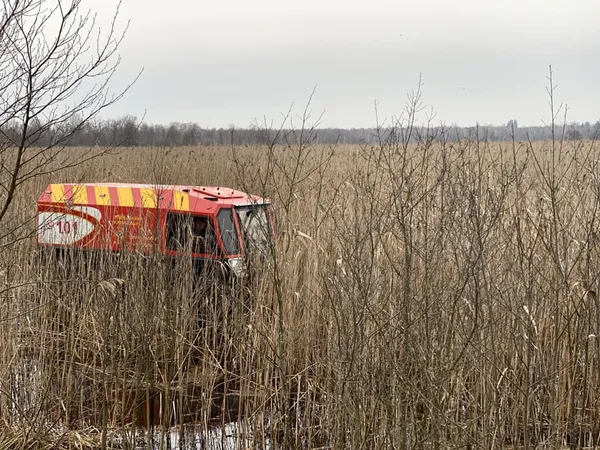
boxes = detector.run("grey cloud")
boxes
[102,5,600,128]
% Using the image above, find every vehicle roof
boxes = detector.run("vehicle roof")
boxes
[38,182,269,213]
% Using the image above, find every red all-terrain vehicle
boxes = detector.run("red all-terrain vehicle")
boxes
[36,183,275,278]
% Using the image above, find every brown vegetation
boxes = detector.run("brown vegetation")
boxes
[2,1,595,447]
[2,127,600,450]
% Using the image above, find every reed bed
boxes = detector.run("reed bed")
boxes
[1,136,600,449]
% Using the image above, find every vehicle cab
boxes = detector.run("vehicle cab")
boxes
[164,186,275,278]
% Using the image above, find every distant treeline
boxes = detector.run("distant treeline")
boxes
[7,116,600,147]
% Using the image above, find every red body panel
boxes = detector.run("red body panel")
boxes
[36,183,271,260]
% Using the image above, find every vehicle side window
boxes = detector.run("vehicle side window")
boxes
[217,208,240,254]
[166,213,218,255]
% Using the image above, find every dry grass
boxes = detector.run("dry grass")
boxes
[1,137,600,449]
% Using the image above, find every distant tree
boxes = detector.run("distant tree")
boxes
[593,121,600,139]
[566,127,583,141]
[182,122,200,146]
[120,115,140,146]
[165,123,179,146]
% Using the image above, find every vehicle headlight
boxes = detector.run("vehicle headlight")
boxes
[227,257,247,277]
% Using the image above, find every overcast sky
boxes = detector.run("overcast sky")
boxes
[98,0,600,128]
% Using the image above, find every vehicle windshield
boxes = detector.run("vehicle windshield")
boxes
[235,204,272,258]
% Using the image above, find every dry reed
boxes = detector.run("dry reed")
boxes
[1,135,600,449]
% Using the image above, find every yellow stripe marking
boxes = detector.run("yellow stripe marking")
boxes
[117,187,134,207]
[173,191,189,211]
[50,184,65,203]
[95,186,111,206]
[140,188,157,208]
[72,185,87,204]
